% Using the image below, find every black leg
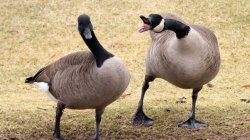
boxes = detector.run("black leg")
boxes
[133,75,155,126]
[93,108,104,140]
[178,86,208,128]
[53,103,65,140]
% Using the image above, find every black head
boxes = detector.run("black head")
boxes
[77,14,93,39]
[138,14,164,33]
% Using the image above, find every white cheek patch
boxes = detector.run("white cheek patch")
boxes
[34,82,58,103]
[153,19,165,33]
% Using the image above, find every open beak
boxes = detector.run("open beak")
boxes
[138,15,151,33]
[138,24,151,33]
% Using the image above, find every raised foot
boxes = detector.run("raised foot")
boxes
[178,118,208,128]
[133,110,154,126]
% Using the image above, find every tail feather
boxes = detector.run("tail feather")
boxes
[25,67,46,84]
[25,76,34,83]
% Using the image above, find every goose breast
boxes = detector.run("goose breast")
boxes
[146,26,220,89]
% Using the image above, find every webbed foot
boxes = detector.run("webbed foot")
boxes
[133,110,154,126]
[178,118,207,128]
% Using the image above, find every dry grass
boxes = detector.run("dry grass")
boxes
[0,0,250,139]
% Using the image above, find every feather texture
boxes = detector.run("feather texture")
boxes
[30,51,130,109]
[146,13,220,88]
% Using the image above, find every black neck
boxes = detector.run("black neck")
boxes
[163,19,190,39]
[81,31,114,67]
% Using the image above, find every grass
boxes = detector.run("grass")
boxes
[0,0,250,139]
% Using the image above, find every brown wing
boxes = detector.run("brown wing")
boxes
[26,51,95,84]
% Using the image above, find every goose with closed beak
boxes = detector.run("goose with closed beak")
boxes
[25,14,130,140]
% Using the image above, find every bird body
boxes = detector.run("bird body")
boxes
[31,51,130,109]
[146,24,220,88]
